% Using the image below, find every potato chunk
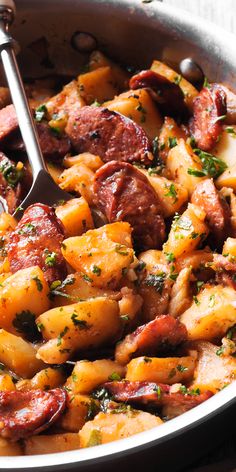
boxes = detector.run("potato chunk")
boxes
[60,394,99,432]
[66,359,126,394]
[55,197,94,237]
[37,298,121,363]
[105,88,163,140]
[78,66,118,105]
[180,285,236,341]
[140,170,188,217]
[0,329,43,378]
[61,222,134,289]
[167,139,206,196]
[0,438,23,456]
[126,356,195,385]
[89,50,129,90]
[16,367,66,391]
[191,341,236,392]
[0,373,16,391]
[0,266,49,335]
[163,203,208,259]
[158,117,187,162]
[24,433,80,455]
[79,410,162,447]
[59,163,96,205]
[212,125,236,169]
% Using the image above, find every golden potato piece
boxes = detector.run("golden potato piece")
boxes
[0,438,23,456]
[0,329,43,378]
[191,341,236,393]
[0,373,16,391]
[61,222,134,289]
[37,298,121,363]
[63,152,103,171]
[89,50,129,90]
[163,203,208,259]
[140,170,188,218]
[158,117,187,162]
[126,356,195,385]
[55,197,94,237]
[78,66,118,105]
[59,163,96,205]
[16,367,66,391]
[216,164,236,191]
[105,88,162,140]
[0,266,50,335]
[79,410,162,447]
[60,394,99,432]
[66,359,126,394]
[167,139,206,196]
[180,285,236,341]
[24,433,80,455]
[212,125,236,169]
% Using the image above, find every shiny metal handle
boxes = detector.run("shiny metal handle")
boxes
[0,2,46,179]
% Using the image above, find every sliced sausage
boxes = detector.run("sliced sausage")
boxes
[0,104,18,144]
[191,178,231,246]
[115,315,187,365]
[103,380,213,417]
[34,122,71,160]
[65,106,153,165]
[94,160,165,250]
[129,70,188,118]
[0,153,23,214]
[189,84,227,151]
[7,203,67,284]
[0,388,66,440]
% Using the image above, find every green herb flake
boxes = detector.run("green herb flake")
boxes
[153,384,162,399]
[115,244,128,256]
[226,126,236,137]
[203,77,210,88]
[174,75,182,85]
[196,280,204,293]
[108,372,121,381]
[208,294,216,308]
[187,168,206,177]
[32,276,43,292]
[164,252,176,263]
[168,137,177,149]
[82,274,93,283]
[71,313,89,329]
[164,183,178,203]
[35,104,48,122]
[72,372,78,382]
[176,364,188,372]
[36,322,45,332]
[44,250,57,267]
[57,326,69,346]
[193,295,200,306]
[144,272,166,294]
[18,223,36,235]
[194,148,227,179]
[216,346,224,356]
[92,265,101,276]
[120,314,129,322]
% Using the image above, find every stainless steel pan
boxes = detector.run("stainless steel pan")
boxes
[1,1,236,470]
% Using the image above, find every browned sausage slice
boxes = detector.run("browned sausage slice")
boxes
[191,178,231,246]
[65,106,153,165]
[0,104,18,144]
[0,152,24,214]
[0,388,66,440]
[129,70,188,118]
[94,160,165,250]
[115,315,187,365]
[189,84,227,151]
[103,380,213,416]
[7,203,67,284]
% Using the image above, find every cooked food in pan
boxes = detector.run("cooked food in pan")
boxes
[0,50,236,455]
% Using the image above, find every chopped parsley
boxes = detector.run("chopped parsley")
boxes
[143,357,152,363]
[44,249,57,267]
[82,274,93,283]
[174,75,182,85]
[35,104,48,122]
[153,384,162,399]
[194,148,227,178]
[168,137,177,149]
[144,272,166,294]
[71,313,89,329]
[32,276,43,292]
[49,275,76,299]
[18,223,36,235]
[208,294,216,308]
[92,265,101,276]
[176,364,188,372]
[226,126,236,137]
[216,346,224,356]
[193,295,200,305]
[164,252,176,263]
[187,168,206,177]
[108,372,121,381]
[115,244,128,256]
[0,157,23,187]
[57,326,69,346]
[165,183,178,203]
[203,77,210,88]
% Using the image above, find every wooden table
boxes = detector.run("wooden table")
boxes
[160,4,236,470]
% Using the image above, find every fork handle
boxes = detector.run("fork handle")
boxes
[0,1,47,179]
